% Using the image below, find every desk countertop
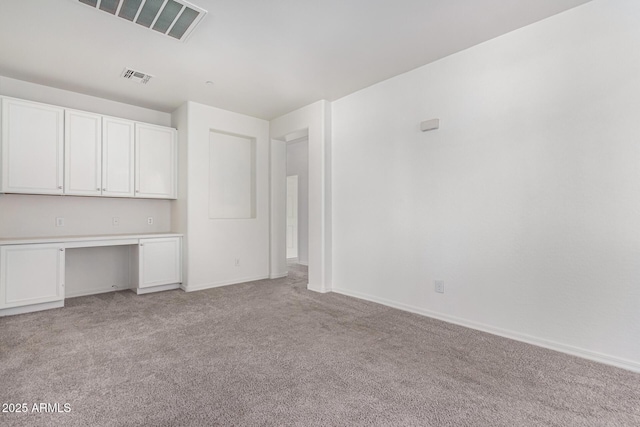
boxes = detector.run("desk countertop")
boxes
[0,233,183,246]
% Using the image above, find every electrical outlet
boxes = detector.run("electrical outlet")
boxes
[56,217,65,227]
[112,217,120,226]
[235,258,240,267]
[435,280,445,294]
[147,217,154,225]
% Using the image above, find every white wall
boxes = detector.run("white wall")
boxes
[171,102,189,284]
[0,76,173,238]
[270,139,287,279]
[331,0,640,372]
[0,194,170,237]
[286,139,309,265]
[270,101,332,293]
[179,101,270,291]
[0,76,171,126]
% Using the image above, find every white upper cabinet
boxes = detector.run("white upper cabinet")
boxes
[1,96,177,199]
[103,117,135,197]
[65,112,135,197]
[135,123,177,199]
[1,97,64,195]
[64,109,102,196]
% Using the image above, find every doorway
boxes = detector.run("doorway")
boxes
[286,138,309,268]
[286,175,298,260]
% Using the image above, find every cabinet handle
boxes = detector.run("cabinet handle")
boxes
[97,188,100,191]
[59,248,64,252]
[140,244,144,246]
[103,188,106,191]
[136,190,139,193]
[58,186,62,189]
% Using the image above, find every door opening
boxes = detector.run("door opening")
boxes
[285,137,309,269]
[286,175,298,260]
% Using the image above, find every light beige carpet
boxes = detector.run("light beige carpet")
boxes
[1,264,639,426]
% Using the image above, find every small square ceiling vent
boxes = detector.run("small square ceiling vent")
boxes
[79,0,207,42]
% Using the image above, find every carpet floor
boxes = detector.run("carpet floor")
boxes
[1,264,639,426]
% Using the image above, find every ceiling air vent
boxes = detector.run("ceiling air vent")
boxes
[121,68,153,84]
[78,0,207,42]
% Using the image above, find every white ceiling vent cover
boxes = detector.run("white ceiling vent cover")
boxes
[78,0,207,42]
[121,68,153,84]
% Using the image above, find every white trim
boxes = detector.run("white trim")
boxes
[0,301,64,317]
[135,283,180,295]
[182,275,270,292]
[270,272,288,279]
[332,287,640,374]
[308,284,329,294]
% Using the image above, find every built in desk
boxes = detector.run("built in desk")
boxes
[0,233,182,316]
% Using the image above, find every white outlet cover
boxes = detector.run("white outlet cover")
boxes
[56,217,65,227]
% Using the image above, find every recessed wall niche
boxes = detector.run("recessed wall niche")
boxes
[208,130,256,219]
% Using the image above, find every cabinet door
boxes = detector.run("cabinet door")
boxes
[138,238,182,288]
[135,123,177,199]
[0,244,65,309]
[65,110,102,196]
[103,117,135,197]
[1,98,64,194]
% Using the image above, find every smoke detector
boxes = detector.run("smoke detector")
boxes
[78,0,207,42]
[121,68,153,84]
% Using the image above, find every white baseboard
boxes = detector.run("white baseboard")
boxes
[183,275,270,293]
[0,300,64,317]
[135,283,181,295]
[332,287,640,373]
[308,284,330,294]
[270,272,288,279]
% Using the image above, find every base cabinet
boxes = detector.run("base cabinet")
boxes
[0,244,65,309]
[137,237,182,289]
